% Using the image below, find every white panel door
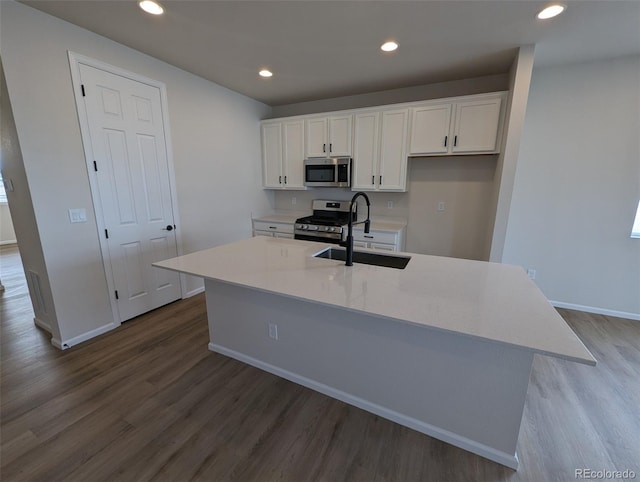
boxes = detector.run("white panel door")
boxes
[79,64,181,321]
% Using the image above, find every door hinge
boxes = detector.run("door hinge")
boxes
[114,290,119,300]
[104,229,109,239]
[93,160,98,172]
[81,84,86,97]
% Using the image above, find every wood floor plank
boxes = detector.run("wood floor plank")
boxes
[1,244,639,481]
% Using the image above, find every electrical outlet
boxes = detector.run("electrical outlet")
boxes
[387,200,393,209]
[527,269,536,280]
[268,323,278,340]
[291,197,296,206]
[437,201,446,212]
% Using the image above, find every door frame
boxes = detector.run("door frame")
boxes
[68,51,185,326]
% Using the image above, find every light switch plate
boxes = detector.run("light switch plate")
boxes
[68,208,87,223]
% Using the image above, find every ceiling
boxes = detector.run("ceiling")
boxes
[20,0,640,106]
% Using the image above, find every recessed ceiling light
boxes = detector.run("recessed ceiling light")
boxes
[381,41,399,52]
[537,4,566,19]
[259,69,273,78]
[139,0,164,15]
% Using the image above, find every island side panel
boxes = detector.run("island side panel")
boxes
[205,279,533,469]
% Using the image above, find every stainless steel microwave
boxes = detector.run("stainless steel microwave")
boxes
[303,157,351,187]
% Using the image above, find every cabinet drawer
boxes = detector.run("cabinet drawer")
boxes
[253,221,294,235]
[369,242,396,252]
[352,229,397,245]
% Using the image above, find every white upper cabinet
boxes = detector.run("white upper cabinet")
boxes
[305,114,353,158]
[305,117,327,157]
[261,122,283,188]
[352,111,379,189]
[261,91,507,191]
[352,109,409,192]
[409,104,452,155]
[379,109,409,191]
[451,98,503,153]
[409,93,505,156]
[261,119,305,189]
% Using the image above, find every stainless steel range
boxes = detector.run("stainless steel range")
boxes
[294,200,356,244]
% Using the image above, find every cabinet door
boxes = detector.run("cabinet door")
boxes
[328,114,353,156]
[409,104,452,155]
[378,109,409,192]
[451,98,502,153]
[352,112,379,190]
[305,117,327,158]
[282,120,305,188]
[261,123,283,188]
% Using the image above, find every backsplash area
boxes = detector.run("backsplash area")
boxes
[272,155,497,261]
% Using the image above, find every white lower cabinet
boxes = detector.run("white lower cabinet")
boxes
[352,228,404,251]
[252,217,406,252]
[252,220,294,238]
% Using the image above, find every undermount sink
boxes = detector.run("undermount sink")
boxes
[314,247,411,269]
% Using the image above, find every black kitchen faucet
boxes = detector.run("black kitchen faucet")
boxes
[341,192,371,266]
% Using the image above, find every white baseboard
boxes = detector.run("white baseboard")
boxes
[33,316,51,333]
[209,342,519,470]
[184,286,205,298]
[54,322,118,350]
[550,301,640,321]
[0,239,17,246]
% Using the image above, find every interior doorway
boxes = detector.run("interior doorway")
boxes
[69,53,183,323]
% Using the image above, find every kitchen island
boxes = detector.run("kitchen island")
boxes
[154,236,595,469]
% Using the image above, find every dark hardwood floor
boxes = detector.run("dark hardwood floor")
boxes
[1,243,639,481]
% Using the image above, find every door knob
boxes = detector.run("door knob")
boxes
[163,224,174,231]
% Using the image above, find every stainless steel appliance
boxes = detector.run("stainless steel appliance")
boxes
[294,199,356,244]
[303,157,351,187]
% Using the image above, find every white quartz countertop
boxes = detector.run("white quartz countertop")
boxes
[154,236,595,365]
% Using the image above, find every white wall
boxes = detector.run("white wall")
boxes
[503,55,640,319]
[273,155,498,260]
[0,204,16,244]
[0,1,273,346]
[1,61,60,340]
[270,74,509,118]
[488,46,535,262]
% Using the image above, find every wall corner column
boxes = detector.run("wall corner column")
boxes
[488,45,536,262]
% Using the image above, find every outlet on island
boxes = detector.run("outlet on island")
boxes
[268,322,278,340]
